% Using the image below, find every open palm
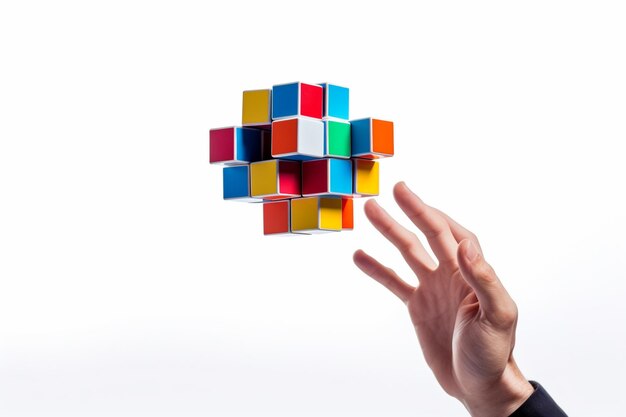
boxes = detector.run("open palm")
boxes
[354,182,533,417]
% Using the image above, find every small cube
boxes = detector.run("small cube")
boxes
[319,83,349,120]
[223,165,261,202]
[209,127,262,165]
[302,158,352,197]
[272,82,323,120]
[341,198,354,230]
[263,200,291,235]
[353,159,379,196]
[272,117,324,160]
[323,120,351,159]
[250,159,301,200]
[242,89,272,128]
[350,118,394,159]
[291,197,342,233]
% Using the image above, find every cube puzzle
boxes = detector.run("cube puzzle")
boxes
[209,82,395,235]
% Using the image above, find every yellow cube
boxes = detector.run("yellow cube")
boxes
[250,160,301,199]
[353,159,379,196]
[242,89,271,127]
[291,197,342,233]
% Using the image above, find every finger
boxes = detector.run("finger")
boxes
[433,208,483,253]
[393,182,458,266]
[353,249,414,303]
[456,239,518,328]
[364,199,437,277]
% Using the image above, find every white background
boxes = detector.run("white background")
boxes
[1,1,625,416]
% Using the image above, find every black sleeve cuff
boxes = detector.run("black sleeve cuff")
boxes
[508,381,568,417]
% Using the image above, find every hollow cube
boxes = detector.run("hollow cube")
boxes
[302,158,352,197]
[350,118,394,159]
[291,197,342,233]
[271,117,324,160]
[319,83,349,120]
[272,82,323,120]
[209,127,262,165]
[323,120,351,158]
[250,159,301,200]
[242,89,271,128]
[263,200,291,235]
[353,159,379,196]
[341,198,354,230]
[222,165,261,202]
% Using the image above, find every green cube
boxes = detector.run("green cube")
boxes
[323,120,351,159]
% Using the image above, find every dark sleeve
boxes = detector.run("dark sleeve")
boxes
[508,381,568,417]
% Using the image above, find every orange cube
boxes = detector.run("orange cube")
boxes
[350,118,394,159]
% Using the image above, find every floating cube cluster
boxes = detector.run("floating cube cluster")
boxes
[209,82,394,235]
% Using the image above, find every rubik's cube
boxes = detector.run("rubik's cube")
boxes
[209,82,394,235]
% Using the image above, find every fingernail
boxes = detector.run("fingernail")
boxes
[465,241,479,262]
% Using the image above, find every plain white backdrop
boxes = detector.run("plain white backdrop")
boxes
[1,1,625,416]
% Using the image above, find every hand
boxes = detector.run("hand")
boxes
[353,182,534,417]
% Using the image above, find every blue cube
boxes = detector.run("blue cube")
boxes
[272,82,323,120]
[320,83,349,120]
[222,165,261,202]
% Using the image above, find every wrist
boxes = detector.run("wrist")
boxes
[462,363,534,417]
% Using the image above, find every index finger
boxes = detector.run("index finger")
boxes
[433,208,483,254]
[393,182,458,266]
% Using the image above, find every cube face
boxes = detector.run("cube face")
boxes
[263,200,291,235]
[350,118,394,159]
[372,119,394,155]
[250,160,301,199]
[276,160,301,197]
[300,83,323,119]
[324,120,351,158]
[250,160,277,197]
[291,197,341,233]
[210,127,262,165]
[242,89,272,127]
[328,159,353,195]
[302,159,328,196]
[209,127,235,163]
[302,158,352,196]
[272,83,298,119]
[341,198,354,230]
[271,118,298,156]
[353,159,379,196]
[271,117,324,160]
[320,83,349,120]
[272,82,323,120]
[223,165,260,202]
[319,198,342,231]
[291,197,318,231]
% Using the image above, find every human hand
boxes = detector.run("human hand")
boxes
[353,182,534,417]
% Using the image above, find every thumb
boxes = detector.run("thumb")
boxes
[457,239,518,328]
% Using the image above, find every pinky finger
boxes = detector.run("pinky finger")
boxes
[353,249,414,303]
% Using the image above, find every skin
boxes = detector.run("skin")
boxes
[353,182,534,417]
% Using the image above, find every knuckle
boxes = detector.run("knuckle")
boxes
[399,232,419,251]
[495,303,518,327]
[475,262,497,284]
